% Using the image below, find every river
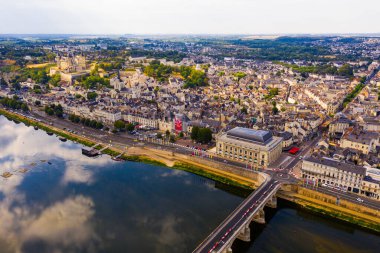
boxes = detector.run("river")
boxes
[0,115,378,253]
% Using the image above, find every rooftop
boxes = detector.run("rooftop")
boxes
[305,156,366,175]
[227,127,273,144]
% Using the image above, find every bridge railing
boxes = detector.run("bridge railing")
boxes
[218,183,283,251]
[193,175,271,253]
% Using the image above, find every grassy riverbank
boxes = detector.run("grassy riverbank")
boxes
[299,201,380,233]
[172,162,252,190]
[0,108,249,190]
[1,108,379,233]
[279,189,380,233]
[0,108,96,147]
[278,198,380,234]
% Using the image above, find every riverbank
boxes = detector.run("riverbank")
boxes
[279,186,380,233]
[0,108,253,189]
[1,108,380,233]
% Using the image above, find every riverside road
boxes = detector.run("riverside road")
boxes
[3,107,380,212]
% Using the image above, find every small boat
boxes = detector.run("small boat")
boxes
[34,126,38,130]
[47,132,54,136]
[59,137,67,142]
[48,161,52,165]
[82,147,100,157]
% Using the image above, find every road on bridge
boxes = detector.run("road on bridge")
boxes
[193,179,280,253]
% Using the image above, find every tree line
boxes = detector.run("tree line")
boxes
[69,114,104,129]
[44,104,63,118]
[0,96,29,112]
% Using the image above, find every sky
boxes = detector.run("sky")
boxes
[0,0,379,34]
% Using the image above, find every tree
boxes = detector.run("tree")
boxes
[21,103,29,112]
[126,123,135,132]
[197,128,213,144]
[96,122,103,129]
[157,133,162,139]
[179,132,184,138]
[81,75,110,89]
[169,134,176,143]
[144,61,174,82]
[241,107,248,114]
[165,130,170,138]
[191,126,200,141]
[114,120,126,131]
[338,64,354,77]
[50,74,61,86]
[53,104,63,118]
[183,69,208,88]
[87,92,98,100]
[233,72,247,82]
[44,105,54,116]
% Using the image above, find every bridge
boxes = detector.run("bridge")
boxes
[193,177,282,253]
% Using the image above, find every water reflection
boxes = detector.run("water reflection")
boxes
[0,115,378,253]
[0,116,243,253]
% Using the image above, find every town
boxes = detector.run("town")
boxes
[1,35,380,205]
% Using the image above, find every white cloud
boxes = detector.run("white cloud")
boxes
[61,162,94,185]
[0,194,97,253]
[0,117,106,252]
[22,195,96,247]
[0,117,110,187]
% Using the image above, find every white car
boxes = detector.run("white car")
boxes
[356,198,364,203]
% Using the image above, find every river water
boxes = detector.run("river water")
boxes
[0,115,378,253]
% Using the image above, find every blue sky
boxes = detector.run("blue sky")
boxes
[0,0,379,34]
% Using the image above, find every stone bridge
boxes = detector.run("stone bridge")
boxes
[193,175,281,253]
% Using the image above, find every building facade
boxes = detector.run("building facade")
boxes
[302,157,379,200]
[302,157,365,193]
[216,127,283,168]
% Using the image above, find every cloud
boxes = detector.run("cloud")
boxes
[0,117,110,187]
[160,169,187,178]
[0,117,105,252]
[61,162,94,185]
[0,195,98,253]
[22,196,96,246]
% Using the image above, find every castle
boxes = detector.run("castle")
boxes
[50,54,89,84]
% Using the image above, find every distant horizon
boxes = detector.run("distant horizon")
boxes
[1,33,380,37]
[1,0,379,34]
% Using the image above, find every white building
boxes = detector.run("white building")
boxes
[216,127,283,168]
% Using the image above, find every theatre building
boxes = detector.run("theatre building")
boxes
[216,127,283,168]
